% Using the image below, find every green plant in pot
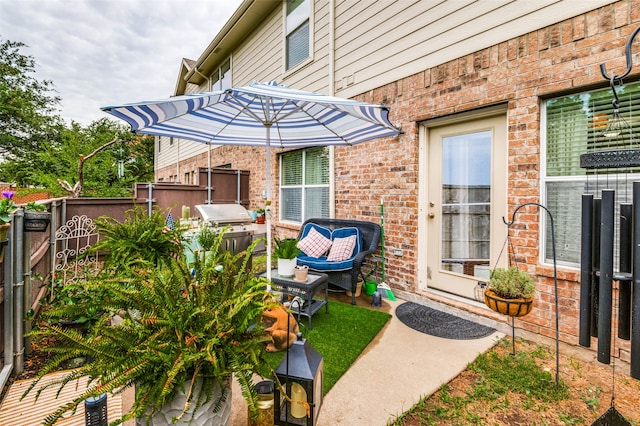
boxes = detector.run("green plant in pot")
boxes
[255,208,265,224]
[274,237,302,277]
[25,201,47,212]
[23,201,51,232]
[484,266,537,317]
[24,212,277,425]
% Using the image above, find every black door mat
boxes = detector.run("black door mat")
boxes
[395,302,496,340]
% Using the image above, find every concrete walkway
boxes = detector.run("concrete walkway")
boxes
[231,297,503,425]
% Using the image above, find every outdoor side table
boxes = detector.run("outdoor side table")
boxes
[258,269,329,329]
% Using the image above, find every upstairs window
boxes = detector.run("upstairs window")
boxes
[286,0,310,70]
[280,147,329,223]
[211,58,231,91]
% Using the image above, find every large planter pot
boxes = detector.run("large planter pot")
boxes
[24,211,51,232]
[0,223,9,262]
[277,258,297,277]
[346,279,363,298]
[484,289,534,317]
[136,377,231,426]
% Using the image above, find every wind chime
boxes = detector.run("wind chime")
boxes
[578,25,640,426]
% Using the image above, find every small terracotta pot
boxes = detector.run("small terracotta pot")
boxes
[484,289,534,317]
[294,265,308,282]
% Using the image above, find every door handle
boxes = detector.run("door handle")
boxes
[428,212,435,219]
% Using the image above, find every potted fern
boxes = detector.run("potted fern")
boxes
[274,237,302,277]
[484,266,537,317]
[25,208,276,426]
[23,201,51,232]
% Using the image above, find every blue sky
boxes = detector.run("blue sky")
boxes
[1,0,242,125]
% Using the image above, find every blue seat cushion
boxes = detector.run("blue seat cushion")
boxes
[297,254,354,271]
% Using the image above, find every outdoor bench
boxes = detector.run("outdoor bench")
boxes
[295,218,381,305]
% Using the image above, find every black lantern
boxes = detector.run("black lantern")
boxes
[274,332,323,425]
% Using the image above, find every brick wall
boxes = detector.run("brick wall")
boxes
[162,0,640,357]
[156,145,277,217]
[0,187,52,205]
[354,0,638,358]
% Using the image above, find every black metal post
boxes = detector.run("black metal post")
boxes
[504,202,559,385]
[631,183,640,379]
[597,190,615,365]
[618,203,632,341]
[592,198,601,337]
[579,194,593,347]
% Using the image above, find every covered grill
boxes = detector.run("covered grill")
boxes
[194,204,255,255]
[195,203,252,228]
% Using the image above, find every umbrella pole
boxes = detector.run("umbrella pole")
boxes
[381,199,385,283]
[265,124,272,288]
[207,142,212,204]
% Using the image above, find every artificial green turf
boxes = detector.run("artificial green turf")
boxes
[263,300,391,394]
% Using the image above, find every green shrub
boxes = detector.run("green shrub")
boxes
[488,267,536,299]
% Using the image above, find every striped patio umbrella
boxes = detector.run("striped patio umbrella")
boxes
[102,81,401,282]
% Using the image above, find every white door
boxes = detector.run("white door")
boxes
[419,114,507,299]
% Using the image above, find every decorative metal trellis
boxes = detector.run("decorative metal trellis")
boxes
[53,215,100,290]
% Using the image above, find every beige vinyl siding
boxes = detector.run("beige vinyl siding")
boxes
[230,1,331,93]
[332,0,615,99]
[285,0,330,93]
[155,136,173,171]
[155,137,209,173]
[159,0,615,173]
[156,78,211,172]
[232,9,282,86]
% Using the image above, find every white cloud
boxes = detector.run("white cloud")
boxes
[1,0,243,125]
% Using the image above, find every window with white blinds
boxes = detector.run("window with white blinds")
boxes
[544,81,640,266]
[280,147,329,223]
[286,0,310,70]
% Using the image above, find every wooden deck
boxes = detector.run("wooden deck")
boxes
[0,370,131,425]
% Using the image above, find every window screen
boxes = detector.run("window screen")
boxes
[280,147,329,223]
[544,82,640,266]
[286,0,310,70]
